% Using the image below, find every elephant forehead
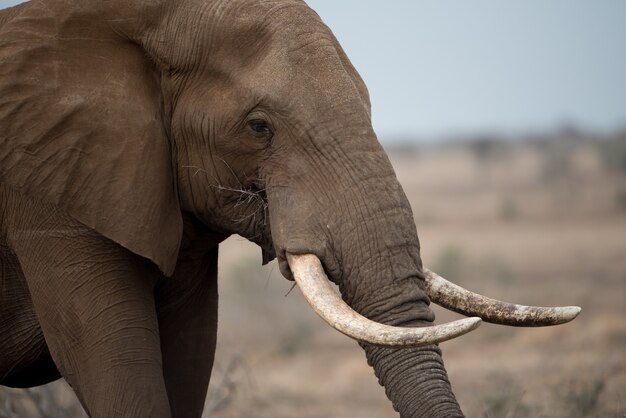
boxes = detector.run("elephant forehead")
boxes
[153,0,329,70]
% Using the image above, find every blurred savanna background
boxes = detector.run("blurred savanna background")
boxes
[1,0,625,417]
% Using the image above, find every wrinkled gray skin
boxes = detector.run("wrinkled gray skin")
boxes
[0,1,461,417]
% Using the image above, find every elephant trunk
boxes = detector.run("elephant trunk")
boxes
[268,130,466,416]
[331,174,464,417]
[333,182,464,417]
[364,345,463,417]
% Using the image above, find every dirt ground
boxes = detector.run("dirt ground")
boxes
[1,136,625,417]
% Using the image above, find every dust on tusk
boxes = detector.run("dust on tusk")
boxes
[423,268,581,327]
[287,253,481,348]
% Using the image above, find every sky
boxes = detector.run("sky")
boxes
[2,0,625,143]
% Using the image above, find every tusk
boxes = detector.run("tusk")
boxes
[423,268,581,327]
[287,253,481,348]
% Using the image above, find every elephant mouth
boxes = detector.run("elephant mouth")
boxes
[284,253,582,348]
[250,229,275,265]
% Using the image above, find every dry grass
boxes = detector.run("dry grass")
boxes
[2,136,624,417]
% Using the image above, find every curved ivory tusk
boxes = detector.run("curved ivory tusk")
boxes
[423,268,581,327]
[287,253,481,348]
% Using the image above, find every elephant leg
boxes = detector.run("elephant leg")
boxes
[0,244,61,388]
[155,247,219,418]
[6,199,171,417]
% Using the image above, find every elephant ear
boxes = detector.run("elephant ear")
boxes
[0,3,182,276]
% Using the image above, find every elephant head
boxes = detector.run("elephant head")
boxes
[0,0,580,416]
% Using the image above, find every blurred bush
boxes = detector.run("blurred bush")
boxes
[596,131,626,173]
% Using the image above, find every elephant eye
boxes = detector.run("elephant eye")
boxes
[248,119,274,142]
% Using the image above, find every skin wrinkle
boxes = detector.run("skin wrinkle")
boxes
[281,109,373,217]
[339,207,410,249]
[342,216,416,272]
[337,188,417,301]
[358,281,433,325]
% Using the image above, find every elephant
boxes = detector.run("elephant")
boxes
[0,0,580,417]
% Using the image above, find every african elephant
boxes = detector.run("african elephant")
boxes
[0,0,580,417]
